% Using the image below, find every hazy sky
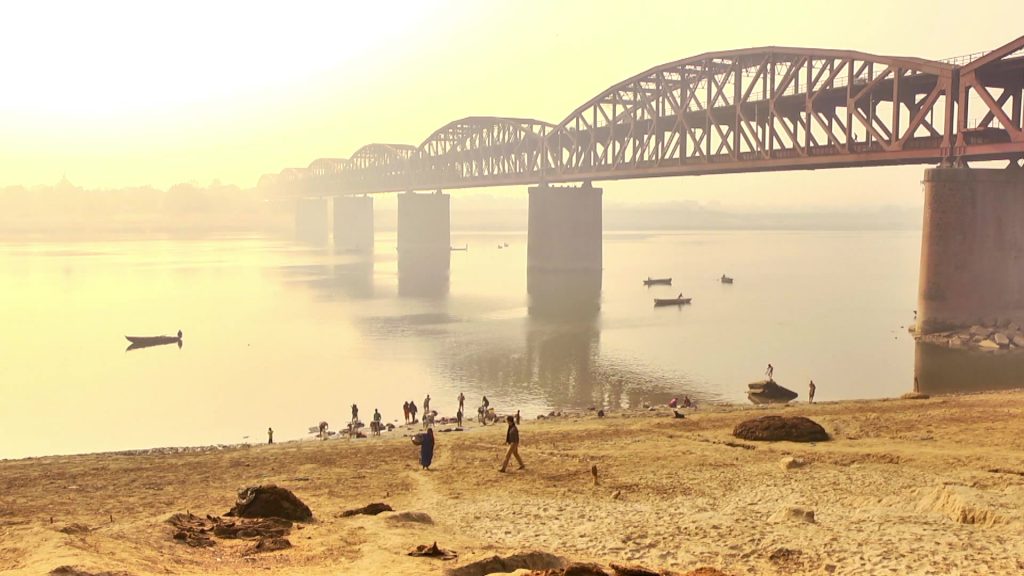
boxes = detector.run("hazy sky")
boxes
[1,0,1020,208]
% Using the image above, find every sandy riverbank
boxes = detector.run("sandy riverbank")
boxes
[2,391,1023,575]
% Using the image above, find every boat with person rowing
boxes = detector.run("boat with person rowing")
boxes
[721,275,734,284]
[654,296,691,306]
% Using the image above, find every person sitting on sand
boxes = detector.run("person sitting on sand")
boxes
[499,416,525,473]
[420,428,435,470]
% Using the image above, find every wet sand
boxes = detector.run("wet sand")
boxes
[2,391,1023,575]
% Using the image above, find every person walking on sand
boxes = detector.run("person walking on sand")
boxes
[420,427,435,470]
[458,392,465,413]
[267,427,273,445]
[409,401,418,423]
[765,363,774,381]
[499,416,525,473]
[424,394,431,413]
[809,380,816,404]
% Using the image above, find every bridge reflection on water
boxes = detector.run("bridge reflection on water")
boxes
[915,343,1024,396]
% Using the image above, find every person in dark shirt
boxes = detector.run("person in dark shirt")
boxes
[420,428,435,470]
[499,415,525,473]
[267,427,273,445]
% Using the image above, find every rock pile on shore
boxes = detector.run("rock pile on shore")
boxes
[915,321,1024,351]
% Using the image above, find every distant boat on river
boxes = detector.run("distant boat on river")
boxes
[654,296,691,307]
[450,245,468,251]
[644,277,672,286]
[721,275,734,284]
[125,330,182,351]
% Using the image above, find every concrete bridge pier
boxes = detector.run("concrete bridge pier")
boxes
[295,197,329,244]
[334,196,374,253]
[397,191,450,297]
[527,183,603,315]
[917,167,1024,333]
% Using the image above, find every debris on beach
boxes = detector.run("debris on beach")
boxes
[167,512,293,548]
[58,523,92,535]
[49,567,134,576]
[225,484,312,521]
[608,563,661,576]
[407,541,457,560]
[339,502,393,517]
[445,551,565,575]
[244,536,292,555]
[732,415,829,442]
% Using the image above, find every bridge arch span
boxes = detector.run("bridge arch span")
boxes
[414,116,555,188]
[551,47,956,180]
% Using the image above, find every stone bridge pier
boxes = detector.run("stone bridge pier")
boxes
[334,196,374,253]
[527,183,603,314]
[917,167,1024,334]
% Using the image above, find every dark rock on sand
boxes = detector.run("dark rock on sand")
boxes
[339,502,393,517]
[901,391,930,400]
[58,523,92,535]
[225,485,312,521]
[445,551,565,576]
[733,416,829,442]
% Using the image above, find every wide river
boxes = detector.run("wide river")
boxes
[1,229,1011,458]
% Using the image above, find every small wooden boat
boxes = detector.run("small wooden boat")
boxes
[450,245,468,251]
[721,275,734,284]
[654,297,691,306]
[746,380,798,404]
[643,277,672,286]
[125,330,182,349]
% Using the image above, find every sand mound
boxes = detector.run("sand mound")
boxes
[244,536,292,555]
[733,416,829,442]
[768,505,816,523]
[225,485,312,521]
[916,485,1006,526]
[445,551,565,576]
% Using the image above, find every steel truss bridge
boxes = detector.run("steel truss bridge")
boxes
[262,36,1024,195]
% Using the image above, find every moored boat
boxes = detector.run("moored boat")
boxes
[746,379,798,404]
[653,297,691,306]
[643,277,672,286]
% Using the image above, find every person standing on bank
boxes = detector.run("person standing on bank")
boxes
[499,415,525,473]
[424,394,431,413]
[420,428,435,470]
[458,392,465,413]
[809,380,816,404]
[267,427,273,445]
[765,363,774,381]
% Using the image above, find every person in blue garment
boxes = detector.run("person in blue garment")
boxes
[420,427,435,470]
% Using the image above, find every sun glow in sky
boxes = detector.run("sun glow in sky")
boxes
[2,0,1022,207]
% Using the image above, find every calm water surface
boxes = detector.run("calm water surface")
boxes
[0,230,934,457]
